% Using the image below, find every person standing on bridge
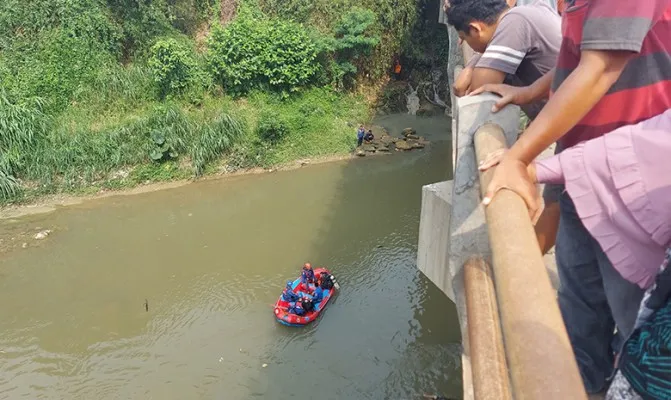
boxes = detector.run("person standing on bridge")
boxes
[446,0,563,255]
[473,0,671,395]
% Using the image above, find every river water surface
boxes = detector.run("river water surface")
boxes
[0,115,461,400]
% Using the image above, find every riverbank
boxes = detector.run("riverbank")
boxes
[0,152,360,220]
[0,119,439,220]
[1,88,374,206]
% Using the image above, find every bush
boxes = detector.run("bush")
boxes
[330,8,380,88]
[206,11,320,96]
[148,38,200,98]
[0,27,114,112]
[257,112,289,143]
[260,0,416,83]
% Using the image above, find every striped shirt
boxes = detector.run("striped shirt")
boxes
[475,1,561,118]
[552,0,671,149]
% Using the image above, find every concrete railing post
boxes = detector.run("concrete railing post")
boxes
[474,124,587,400]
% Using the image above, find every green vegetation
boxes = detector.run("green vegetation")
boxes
[0,0,447,205]
[206,8,320,96]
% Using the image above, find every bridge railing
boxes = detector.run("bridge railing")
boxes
[417,32,587,398]
[473,123,586,400]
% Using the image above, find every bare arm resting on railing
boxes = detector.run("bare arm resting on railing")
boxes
[480,49,632,212]
[470,67,555,112]
[477,0,671,210]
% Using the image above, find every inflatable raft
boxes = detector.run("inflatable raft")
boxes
[273,268,338,327]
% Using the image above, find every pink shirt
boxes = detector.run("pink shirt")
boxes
[535,109,671,289]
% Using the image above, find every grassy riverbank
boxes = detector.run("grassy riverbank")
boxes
[0,0,447,206]
[1,86,369,205]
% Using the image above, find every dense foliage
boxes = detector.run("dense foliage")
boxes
[148,38,201,98]
[0,0,447,204]
[206,10,320,96]
[328,8,380,88]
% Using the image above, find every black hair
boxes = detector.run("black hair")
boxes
[446,0,509,32]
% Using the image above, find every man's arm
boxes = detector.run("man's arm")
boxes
[469,67,507,94]
[453,54,482,97]
[508,50,632,164]
[481,50,632,209]
[469,12,535,92]
[525,67,555,102]
[469,67,555,113]
[535,202,560,254]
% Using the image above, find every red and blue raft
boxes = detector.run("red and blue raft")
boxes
[273,268,338,326]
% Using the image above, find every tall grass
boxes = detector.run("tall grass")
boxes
[0,92,48,150]
[0,168,20,200]
[190,113,245,176]
[0,92,49,200]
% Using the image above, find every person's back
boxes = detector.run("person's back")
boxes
[513,0,556,11]
[312,285,324,303]
[282,281,300,302]
[447,0,561,119]
[288,301,305,316]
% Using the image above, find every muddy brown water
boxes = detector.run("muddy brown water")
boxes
[0,115,462,400]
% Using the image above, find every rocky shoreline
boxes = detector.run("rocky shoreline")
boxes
[354,127,431,157]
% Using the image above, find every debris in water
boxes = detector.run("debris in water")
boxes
[262,363,268,368]
[219,357,224,362]
[144,299,149,312]
[34,230,52,240]
[22,243,28,248]
[188,213,193,217]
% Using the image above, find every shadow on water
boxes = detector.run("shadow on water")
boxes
[0,114,461,400]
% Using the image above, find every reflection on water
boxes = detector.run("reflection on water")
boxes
[0,115,461,400]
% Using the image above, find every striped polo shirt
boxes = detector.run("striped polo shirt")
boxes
[552,0,671,149]
[475,1,561,119]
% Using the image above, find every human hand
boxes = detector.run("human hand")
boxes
[481,156,540,220]
[453,67,473,97]
[479,148,538,183]
[478,148,506,171]
[469,83,533,113]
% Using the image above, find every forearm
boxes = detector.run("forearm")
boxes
[534,202,560,255]
[470,67,506,92]
[508,51,632,164]
[527,68,555,103]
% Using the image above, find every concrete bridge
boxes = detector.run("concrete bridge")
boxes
[418,14,589,398]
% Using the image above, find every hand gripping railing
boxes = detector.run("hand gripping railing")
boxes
[467,123,587,400]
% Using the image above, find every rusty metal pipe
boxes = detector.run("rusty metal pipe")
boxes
[464,256,513,400]
[474,124,587,400]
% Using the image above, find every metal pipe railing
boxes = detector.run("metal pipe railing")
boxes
[464,255,512,400]
[473,123,587,400]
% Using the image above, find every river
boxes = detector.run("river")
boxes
[0,114,462,400]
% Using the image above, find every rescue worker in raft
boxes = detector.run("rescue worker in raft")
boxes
[287,297,306,316]
[281,280,300,302]
[308,280,325,304]
[300,263,316,291]
[301,296,315,313]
